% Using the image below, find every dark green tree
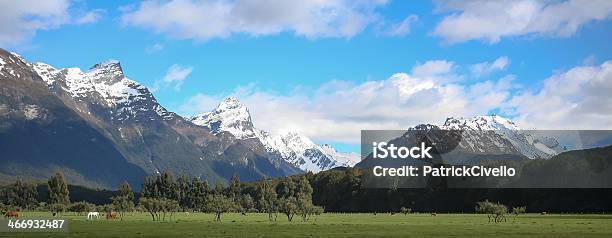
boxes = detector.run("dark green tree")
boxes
[204,194,234,222]
[6,178,38,210]
[257,178,278,221]
[176,175,190,211]
[187,177,207,211]
[214,180,225,195]
[68,201,94,216]
[112,195,135,220]
[119,181,135,202]
[140,176,157,198]
[279,197,298,222]
[48,172,70,205]
[229,175,241,200]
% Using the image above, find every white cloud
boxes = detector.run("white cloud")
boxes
[505,61,612,129]
[145,43,164,53]
[153,64,194,91]
[179,93,224,115]
[386,14,418,36]
[180,57,612,143]
[470,56,509,77]
[180,60,514,143]
[411,60,462,83]
[411,60,454,76]
[120,0,389,41]
[75,9,105,25]
[0,0,70,46]
[433,0,612,44]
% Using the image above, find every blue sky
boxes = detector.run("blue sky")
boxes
[2,0,612,152]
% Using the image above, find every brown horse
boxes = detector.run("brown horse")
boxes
[106,212,118,220]
[4,211,19,219]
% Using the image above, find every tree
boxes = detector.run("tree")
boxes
[476,200,508,223]
[68,201,94,216]
[240,194,255,213]
[48,203,67,215]
[161,198,180,221]
[305,205,324,221]
[48,172,70,205]
[140,197,162,221]
[294,176,315,222]
[204,194,234,222]
[157,170,177,199]
[119,181,135,202]
[141,176,158,198]
[112,195,135,221]
[279,197,298,222]
[6,178,37,210]
[258,178,278,221]
[512,206,526,222]
[229,175,241,200]
[214,181,225,195]
[187,177,209,211]
[176,175,190,211]
[400,207,412,215]
[276,177,296,199]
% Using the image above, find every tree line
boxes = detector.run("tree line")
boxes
[1,171,324,223]
[3,167,611,218]
[138,171,323,222]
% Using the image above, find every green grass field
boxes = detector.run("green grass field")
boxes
[1,212,611,237]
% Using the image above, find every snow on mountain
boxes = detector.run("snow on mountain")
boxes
[190,97,361,172]
[319,144,361,167]
[190,97,257,139]
[439,114,564,159]
[31,60,174,122]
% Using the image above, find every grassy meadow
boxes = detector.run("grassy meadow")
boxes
[1,212,611,237]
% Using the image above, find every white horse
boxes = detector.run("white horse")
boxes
[87,212,100,220]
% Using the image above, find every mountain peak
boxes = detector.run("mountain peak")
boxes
[190,97,255,139]
[90,59,121,70]
[442,114,519,130]
[88,59,124,83]
[219,96,243,108]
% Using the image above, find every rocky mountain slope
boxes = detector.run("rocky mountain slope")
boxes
[0,48,300,188]
[439,114,565,159]
[190,97,360,173]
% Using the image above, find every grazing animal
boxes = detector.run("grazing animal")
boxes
[4,211,19,219]
[184,212,189,216]
[87,212,100,220]
[106,212,118,220]
[431,213,437,216]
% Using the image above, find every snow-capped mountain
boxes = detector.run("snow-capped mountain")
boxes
[32,59,174,122]
[1,48,303,188]
[190,97,256,139]
[190,97,360,172]
[439,114,565,159]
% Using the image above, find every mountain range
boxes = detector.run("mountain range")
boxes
[0,48,573,189]
[0,48,358,188]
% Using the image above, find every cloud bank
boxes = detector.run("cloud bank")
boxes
[180,58,612,144]
[180,59,516,143]
[433,0,612,44]
[120,0,400,41]
[0,0,70,46]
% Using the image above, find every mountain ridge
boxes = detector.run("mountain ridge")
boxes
[190,97,361,173]
[0,48,301,188]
